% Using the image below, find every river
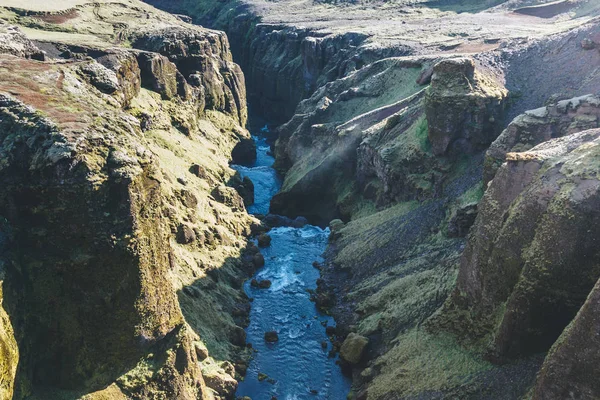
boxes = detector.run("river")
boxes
[232,129,351,399]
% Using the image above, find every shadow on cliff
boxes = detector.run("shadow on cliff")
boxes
[175,240,259,361]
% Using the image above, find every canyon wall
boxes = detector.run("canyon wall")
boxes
[148,0,600,396]
[0,2,260,399]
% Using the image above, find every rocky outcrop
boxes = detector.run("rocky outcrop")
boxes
[340,333,369,365]
[484,94,600,183]
[132,27,248,126]
[441,127,600,360]
[0,24,44,60]
[270,58,432,222]
[425,57,508,156]
[532,277,600,399]
[0,93,183,393]
[0,3,256,398]
[137,52,186,100]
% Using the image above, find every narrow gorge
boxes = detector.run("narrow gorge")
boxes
[1,0,600,399]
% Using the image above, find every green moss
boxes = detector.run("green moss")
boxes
[368,328,492,398]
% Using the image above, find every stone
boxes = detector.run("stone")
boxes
[258,372,269,381]
[425,57,507,156]
[250,279,271,289]
[232,137,257,166]
[442,128,600,361]
[80,61,121,94]
[176,224,196,244]
[340,333,369,364]
[137,52,179,99]
[264,331,279,343]
[252,253,265,268]
[229,326,246,347]
[212,185,245,211]
[257,233,272,248]
[581,38,596,50]
[291,216,309,228]
[189,164,209,180]
[230,173,255,207]
[203,371,238,398]
[193,342,209,361]
[484,94,600,184]
[329,219,345,241]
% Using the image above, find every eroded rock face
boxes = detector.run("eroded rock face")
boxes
[532,277,600,400]
[0,5,256,397]
[0,94,182,392]
[0,24,44,60]
[133,27,248,126]
[137,51,184,100]
[484,94,600,183]
[441,128,600,360]
[425,58,508,156]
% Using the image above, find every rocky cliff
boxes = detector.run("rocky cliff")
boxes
[149,0,600,397]
[0,2,258,399]
[2,0,600,399]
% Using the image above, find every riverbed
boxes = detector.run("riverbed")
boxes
[233,131,351,399]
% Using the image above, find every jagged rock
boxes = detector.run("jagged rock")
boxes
[80,61,121,94]
[264,331,279,343]
[232,137,257,166]
[258,372,269,381]
[257,233,271,248]
[484,94,600,183]
[212,186,245,212]
[189,164,210,180]
[97,52,142,107]
[329,219,345,241]
[137,52,180,99]
[425,57,507,156]
[193,342,209,361]
[442,128,600,360]
[291,216,309,228]
[251,279,272,289]
[340,333,369,364]
[203,371,238,398]
[179,189,199,209]
[0,24,44,60]
[230,173,254,207]
[229,326,247,346]
[133,27,248,125]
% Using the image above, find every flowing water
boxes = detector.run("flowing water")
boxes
[232,129,351,399]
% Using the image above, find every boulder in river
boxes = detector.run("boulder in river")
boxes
[232,137,257,166]
[264,331,279,343]
[257,233,272,248]
[250,279,272,289]
[340,333,369,364]
[252,253,265,268]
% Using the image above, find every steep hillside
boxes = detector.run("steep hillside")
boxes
[0,2,260,399]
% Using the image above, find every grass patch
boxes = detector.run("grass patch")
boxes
[368,328,492,399]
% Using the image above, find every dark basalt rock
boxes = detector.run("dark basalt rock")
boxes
[439,127,600,360]
[425,57,507,156]
[264,331,279,343]
[232,137,257,166]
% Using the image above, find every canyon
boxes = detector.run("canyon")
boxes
[1,0,600,399]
